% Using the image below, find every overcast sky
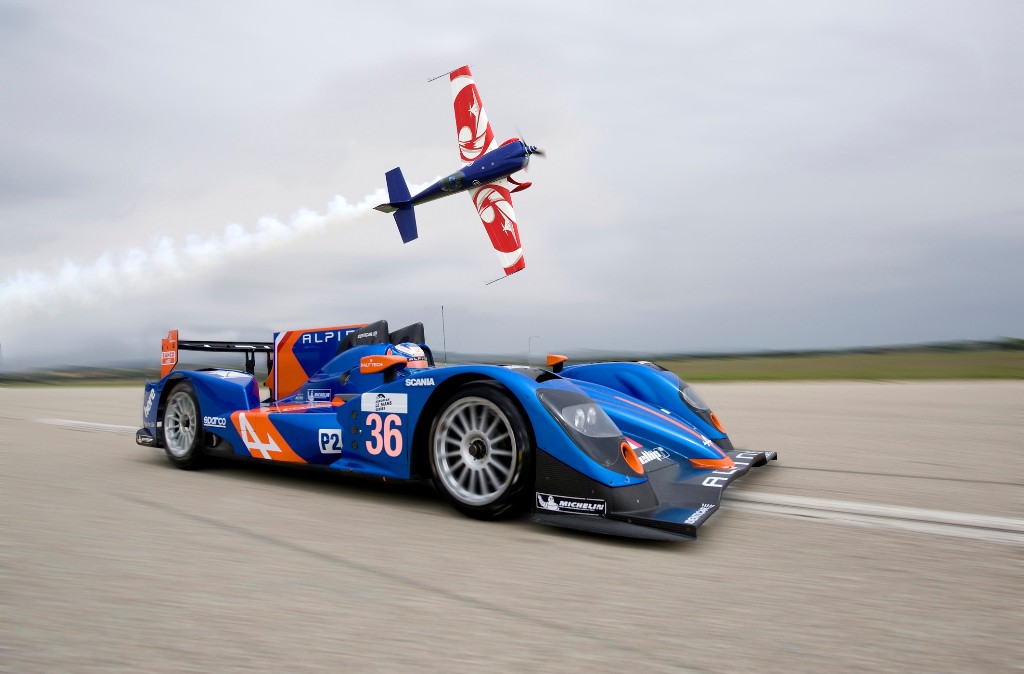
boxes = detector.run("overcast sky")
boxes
[1,1,1021,368]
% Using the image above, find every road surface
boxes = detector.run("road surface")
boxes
[2,382,1021,673]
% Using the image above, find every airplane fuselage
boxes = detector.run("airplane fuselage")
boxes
[409,140,532,207]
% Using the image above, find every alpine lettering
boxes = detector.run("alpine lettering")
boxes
[300,330,349,345]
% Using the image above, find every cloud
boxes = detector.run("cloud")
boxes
[0,1,1022,368]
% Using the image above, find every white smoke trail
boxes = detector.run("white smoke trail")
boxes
[0,181,434,317]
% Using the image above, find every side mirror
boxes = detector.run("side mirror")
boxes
[547,354,568,374]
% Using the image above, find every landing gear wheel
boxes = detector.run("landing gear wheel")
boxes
[160,381,205,470]
[429,383,534,520]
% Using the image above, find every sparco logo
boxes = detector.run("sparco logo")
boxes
[143,389,156,417]
[535,492,606,516]
[405,378,435,387]
[203,416,227,428]
[683,503,716,525]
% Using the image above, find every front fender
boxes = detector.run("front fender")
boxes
[560,362,728,443]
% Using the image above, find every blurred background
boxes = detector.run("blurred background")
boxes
[1,0,1022,372]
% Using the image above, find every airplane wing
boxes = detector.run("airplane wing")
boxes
[470,179,525,276]
[450,66,498,164]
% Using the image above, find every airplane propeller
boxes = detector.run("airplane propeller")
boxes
[518,127,545,159]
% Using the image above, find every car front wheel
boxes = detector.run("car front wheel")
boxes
[429,383,533,520]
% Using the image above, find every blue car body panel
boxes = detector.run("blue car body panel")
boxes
[140,326,776,540]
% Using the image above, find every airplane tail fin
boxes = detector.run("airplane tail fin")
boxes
[373,167,418,243]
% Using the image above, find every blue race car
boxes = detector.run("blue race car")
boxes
[137,320,776,540]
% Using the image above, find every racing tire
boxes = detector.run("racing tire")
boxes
[160,381,205,470]
[429,383,534,520]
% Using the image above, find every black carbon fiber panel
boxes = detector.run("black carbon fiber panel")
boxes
[534,449,659,514]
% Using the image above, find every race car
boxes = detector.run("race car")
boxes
[137,319,776,540]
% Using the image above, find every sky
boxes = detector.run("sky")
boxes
[1,1,1022,368]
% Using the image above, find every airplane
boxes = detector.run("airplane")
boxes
[374,65,543,278]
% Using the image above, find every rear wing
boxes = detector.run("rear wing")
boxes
[160,329,273,378]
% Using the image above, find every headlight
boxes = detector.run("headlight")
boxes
[537,388,641,476]
[679,383,726,433]
[559,402,619,437]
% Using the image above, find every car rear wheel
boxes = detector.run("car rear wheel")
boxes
[429,383,533,520]
[161,381,205,470]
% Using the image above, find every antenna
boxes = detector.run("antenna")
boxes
[486,273,513,286]
[427,65,474,83]
[485,267,525,286]
[441,305,448,366]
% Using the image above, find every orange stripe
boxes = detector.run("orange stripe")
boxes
[613,396,727,459]
[689,457,736,470]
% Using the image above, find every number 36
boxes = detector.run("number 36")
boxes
[365,413,402,457]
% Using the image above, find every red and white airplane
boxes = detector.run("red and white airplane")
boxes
[375,66,543,279]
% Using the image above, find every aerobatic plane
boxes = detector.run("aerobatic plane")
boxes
[374,65,543,278]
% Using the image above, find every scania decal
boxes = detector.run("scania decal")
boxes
[361,393,408,414]
[405,378,435,387]
[683,503,716,525]
[535,493,606,516]
[203,415,227,428]
[143,389,156,417]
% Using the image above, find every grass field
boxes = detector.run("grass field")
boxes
[2,346,1022,385]
[658,348,1024,382]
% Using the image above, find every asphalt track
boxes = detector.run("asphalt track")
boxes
[2,382,1021,673]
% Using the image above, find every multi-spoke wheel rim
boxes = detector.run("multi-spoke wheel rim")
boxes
[433,396,518,506]
[164,391,197,458]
